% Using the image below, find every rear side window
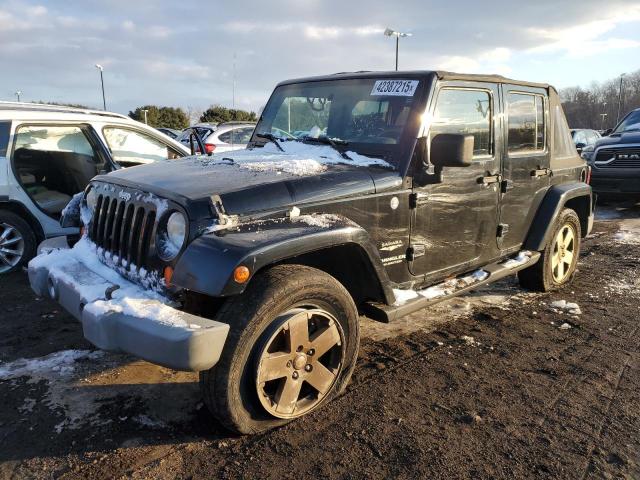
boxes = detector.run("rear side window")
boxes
[0,121,10,157]
[507,93,545,154]
[218,130,232,143]
[552,105,576,159]
[430,88,493,156]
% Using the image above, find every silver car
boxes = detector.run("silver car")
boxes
[178,122,256,154]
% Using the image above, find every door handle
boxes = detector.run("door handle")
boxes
[480,173,502,185]
[531,168,552,178]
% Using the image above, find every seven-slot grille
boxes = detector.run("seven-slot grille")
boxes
[594,147,640,168]
[89,192,157,270]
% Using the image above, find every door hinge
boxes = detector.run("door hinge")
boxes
[406,244,426,261]
[409,192,429,209]
[497,223,509,238]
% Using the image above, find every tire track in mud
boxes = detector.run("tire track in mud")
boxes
[578,354,632,479]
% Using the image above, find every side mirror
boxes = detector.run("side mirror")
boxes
[575,142,586,154]
[603,129,612,136]
[430,134,474,168]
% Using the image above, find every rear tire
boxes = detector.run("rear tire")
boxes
[518,208,581,292]
[0,211,36,274]
[200,264,360,434]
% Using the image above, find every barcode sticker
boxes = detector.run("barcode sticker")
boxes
[370,80,419,96]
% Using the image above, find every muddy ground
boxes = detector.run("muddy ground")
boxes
[1,203,639,479]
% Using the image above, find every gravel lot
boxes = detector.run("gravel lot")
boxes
[1,203,639,479]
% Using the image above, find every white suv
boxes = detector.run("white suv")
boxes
[0,102,189,274]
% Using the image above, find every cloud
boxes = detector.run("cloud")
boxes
[0,0,639,113]
[527,6,640,56]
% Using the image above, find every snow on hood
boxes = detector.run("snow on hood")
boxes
[195,141,392,176]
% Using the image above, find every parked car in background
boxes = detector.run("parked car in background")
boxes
[156,127,181,139]
[202,121,256,153]
[570,128,600,154]
[0,102,189,273]
[176,123,217,149]
[581,107,640,200]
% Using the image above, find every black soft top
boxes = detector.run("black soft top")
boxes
[277,70,554,92]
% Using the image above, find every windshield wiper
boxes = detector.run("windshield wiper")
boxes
[301,135,352,160]
[256,132,285,152]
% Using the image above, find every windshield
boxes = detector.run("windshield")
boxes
[253,78,424,166]
[614,110,640,133]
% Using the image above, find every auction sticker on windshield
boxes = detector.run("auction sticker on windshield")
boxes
[371,80,419,96]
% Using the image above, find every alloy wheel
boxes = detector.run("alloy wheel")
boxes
[551,223,576,283]
[0,222,25,273]
[256,308,344,419]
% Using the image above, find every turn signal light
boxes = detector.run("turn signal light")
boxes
[233,266,250,284]
[164,266,174,286]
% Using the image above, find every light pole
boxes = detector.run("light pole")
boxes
[600,102,607,130]
[142,109,149,124]
[95,64,106,111]
[600,113,608,130]
[384,28,412,71]
[616,73,626,124]
[14,90,21,102]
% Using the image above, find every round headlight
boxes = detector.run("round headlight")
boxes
[159,211,187,260]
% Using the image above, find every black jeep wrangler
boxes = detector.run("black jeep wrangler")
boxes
[29,71,593,434]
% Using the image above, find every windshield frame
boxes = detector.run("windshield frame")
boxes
[251,75,430,171]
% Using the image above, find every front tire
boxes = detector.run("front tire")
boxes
[518,208,581,292]
[200,264,360,434]
[0,211,36,274]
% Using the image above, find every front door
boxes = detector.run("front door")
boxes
[497,85,550,251]
[409,81,502,279]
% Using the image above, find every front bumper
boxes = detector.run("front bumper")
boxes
[590,173,640,195]
[28,249,229,372]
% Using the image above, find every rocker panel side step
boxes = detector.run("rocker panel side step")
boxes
[363,251,541,323]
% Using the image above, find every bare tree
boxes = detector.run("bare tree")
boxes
[561,69,640,130]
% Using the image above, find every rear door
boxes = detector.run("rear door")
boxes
[409,81,502,278]
[10,123,108,219]
[498,85,550,251]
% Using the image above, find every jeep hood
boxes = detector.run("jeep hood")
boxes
[96,142,399,216]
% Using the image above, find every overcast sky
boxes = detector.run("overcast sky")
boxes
[1,0,639,115]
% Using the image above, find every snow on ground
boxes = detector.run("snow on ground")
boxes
[0,350,104,381]
[1,349,197,433]
[0,350,109,432]
[549,299,582,315]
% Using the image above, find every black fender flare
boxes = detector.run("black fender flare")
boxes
[523,183,593,251]
[172,216,395,304]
